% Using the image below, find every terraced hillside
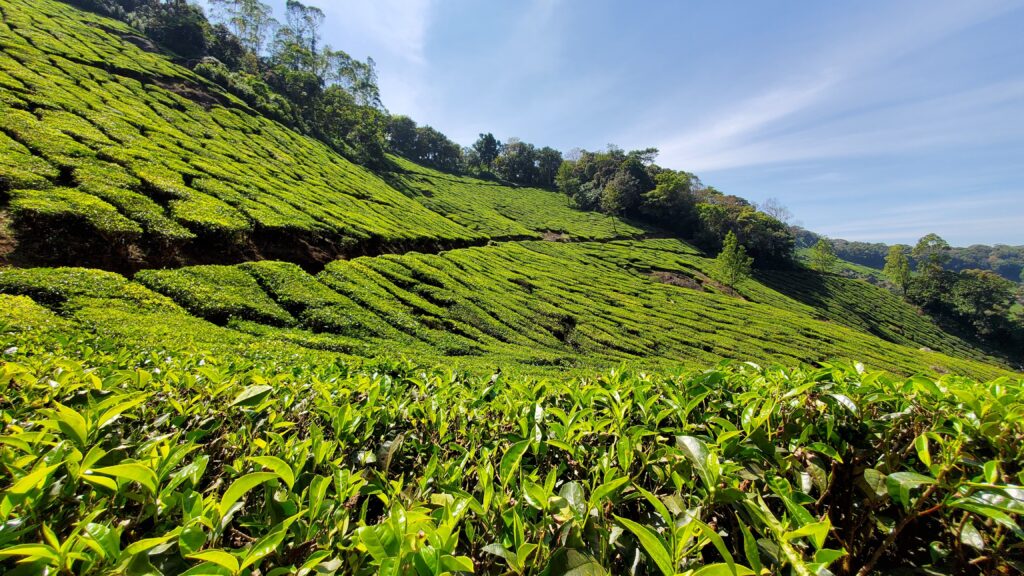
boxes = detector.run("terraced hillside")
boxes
[0,0,483,269]
[388,156,646,241]
[0,238,1011,379]
[0,0,1015,382]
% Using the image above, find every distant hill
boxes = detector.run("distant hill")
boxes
[796,229,1024,282]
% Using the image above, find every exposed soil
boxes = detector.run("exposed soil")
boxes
[0,214,490,275]
[541,231,569,242]
[650,270,704,291]
[648,268,747,300]
[0,210,16,263]
[151,78,227,109]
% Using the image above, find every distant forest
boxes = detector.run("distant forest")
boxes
[796,230,1024,283]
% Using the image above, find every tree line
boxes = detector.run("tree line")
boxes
[555,146,794,266]
[802,232,1024,358]
[68,0,795,269]
[796,230,1024,282]
[71,0,391,166]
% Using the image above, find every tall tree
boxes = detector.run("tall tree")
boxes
[494,138,537,184]
[640,170,698,233]
[883,245,911,294]
[911,233,951,273]
[599,171,641,215]
[284,0,324,54]
[472,133,501,168]
[759,197,793,224]
[950,270,1016,337]
[715,231,753,287]
[534,146,563,188]
[810,238,838,272]
[208,0,276,56]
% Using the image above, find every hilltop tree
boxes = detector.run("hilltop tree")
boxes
[883,245,911,294]
[810,238,838,272]
[640,170,699,233]
[715,231,753,286]
[759,197,792,224]
[284,0,324,54]
[908,233,954,312]
[535,146,563,188]
[599,171,641,215]
[912,233,951,273]
[494,138,538,184]
[472,133,501,169]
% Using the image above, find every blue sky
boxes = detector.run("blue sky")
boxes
[203,0,1024,246]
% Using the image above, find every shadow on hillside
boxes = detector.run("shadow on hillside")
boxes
[757,268,1023,369]
[756,268,837,320]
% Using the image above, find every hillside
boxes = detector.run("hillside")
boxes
[0,0,1016,378]
[0,0,482,270]
[1,1,1022,574]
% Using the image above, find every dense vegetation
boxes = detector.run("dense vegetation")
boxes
[555,147,794,266]
[67,0,390,166]
[0,238,1012,378]
[386,156,644,241]
[2,308,1023,575]
[796,229,1024,283]
[1,2,1022,575]
[0,0,485,268]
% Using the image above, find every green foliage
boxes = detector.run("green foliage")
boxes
[2,238,1010,379]
[135,265,294,326]
[389,156,644,240]
[9,188,142,238]
[883,244,911,294]
[0,0,476,261]
[0,324,1021,574]
[714,231,753,287]
[949,269,1017,337]
[387,116,464,173]
[557,147,793,265]
[0,266,175,310]
[810,238,838,273]
[912,233,953,273]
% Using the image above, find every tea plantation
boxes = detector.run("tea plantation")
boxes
[387,157,646,241]
[2,308,1023,575]
[1,0,1023,574]
[0,238,1012,379]
[0,0,482,268]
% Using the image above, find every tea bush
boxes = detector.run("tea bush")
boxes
[0,323,1021,575]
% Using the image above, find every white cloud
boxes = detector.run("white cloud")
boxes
[645,0,1024,173]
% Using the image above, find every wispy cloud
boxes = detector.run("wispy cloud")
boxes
[645,0,1024,173]
[318,0,433,64]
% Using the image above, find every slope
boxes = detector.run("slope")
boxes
[387,155,646,241]
[0,0,1015,381]
[0,238,1012,380]
[0,0,482,270]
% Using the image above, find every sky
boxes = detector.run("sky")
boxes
[202,0,1024,246]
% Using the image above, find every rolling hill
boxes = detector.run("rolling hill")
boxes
[1,1,1022,574]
